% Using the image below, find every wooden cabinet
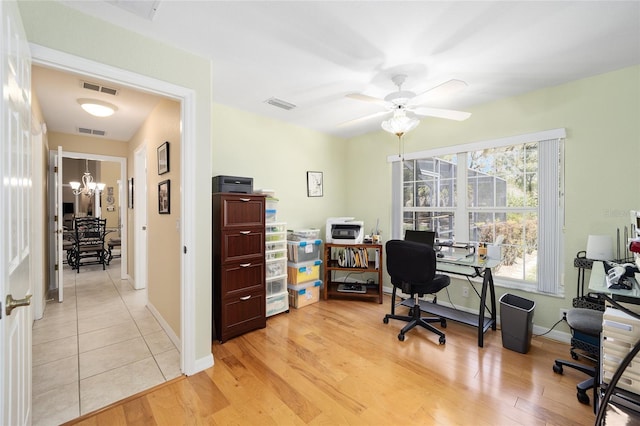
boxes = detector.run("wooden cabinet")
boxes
[323,243,383,304]
[212,193,266,343]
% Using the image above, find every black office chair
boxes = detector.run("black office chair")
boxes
[552,308,603,406]
[552,254,604,408]
[383,239,450,343]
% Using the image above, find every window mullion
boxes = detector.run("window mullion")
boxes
[455,152,469,242]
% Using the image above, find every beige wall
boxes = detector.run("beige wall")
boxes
[48,132,128,157]
[20,1,212,362]
[128,99,182,337]
[100,161,120,230]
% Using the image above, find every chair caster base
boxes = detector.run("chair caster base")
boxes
[577,389,589,405]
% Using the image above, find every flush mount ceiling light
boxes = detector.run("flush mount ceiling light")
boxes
[77,98,118,117]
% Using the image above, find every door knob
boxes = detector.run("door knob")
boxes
[5,294,32,316]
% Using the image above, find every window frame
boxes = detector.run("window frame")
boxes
[389,128,566,295]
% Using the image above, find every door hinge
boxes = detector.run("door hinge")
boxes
[183,246,187,254]
[54,215,58,222]
[54,166,58,173]
[55,264,59,271]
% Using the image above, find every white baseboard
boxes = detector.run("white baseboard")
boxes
[146,301,181,351]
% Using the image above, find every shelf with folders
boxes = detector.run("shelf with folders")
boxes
[333,246,378,269]
[323,243,383,304]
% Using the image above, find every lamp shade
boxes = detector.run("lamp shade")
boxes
[381,109,419,136]
[586,234,614,261]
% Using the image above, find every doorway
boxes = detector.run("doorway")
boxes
[31,42,200,413]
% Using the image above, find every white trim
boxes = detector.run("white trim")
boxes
[387,128,567,163]
[30,44,202,376]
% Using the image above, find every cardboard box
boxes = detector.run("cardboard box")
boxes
[288,280,321,308]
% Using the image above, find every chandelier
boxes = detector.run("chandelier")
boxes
[69,159,105,197]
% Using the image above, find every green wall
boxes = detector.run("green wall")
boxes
[346,65,640,333]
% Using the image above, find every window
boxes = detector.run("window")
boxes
[391,129,565,294]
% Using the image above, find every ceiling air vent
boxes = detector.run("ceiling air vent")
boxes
[264,97,296,111]
[82,81,119,96]
[78,127,106,136]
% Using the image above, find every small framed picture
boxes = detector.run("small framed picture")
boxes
[157,141,170,175]
[307,171,323,197]
[128,178,134,209]
[158,179,170,214]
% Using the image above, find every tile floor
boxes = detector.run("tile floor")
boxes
[32,260,181,426]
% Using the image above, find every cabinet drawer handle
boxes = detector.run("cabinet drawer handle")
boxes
[239,295,251,301]
[240,198,250,202]
[239,263,251,268]
[239,231,251,235]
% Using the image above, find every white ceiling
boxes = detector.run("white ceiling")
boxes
[34,1,640,141]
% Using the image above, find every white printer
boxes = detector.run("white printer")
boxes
[326,217,364,244]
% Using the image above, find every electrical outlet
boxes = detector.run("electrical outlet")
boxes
[559,308,569,321]
[462,287,469,297]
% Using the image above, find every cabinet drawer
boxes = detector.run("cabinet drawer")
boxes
[219,288,266,341]
[221,196,264,228]
[222,230,264,262]
[221,261,265,296]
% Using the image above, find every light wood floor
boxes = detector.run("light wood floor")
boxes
[65,296,596,425]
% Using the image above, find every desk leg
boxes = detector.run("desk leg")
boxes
[477,267,497,347]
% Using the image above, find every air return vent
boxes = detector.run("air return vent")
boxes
[264,97,296,111]
[78,127,106,136]
[82,81,118,96]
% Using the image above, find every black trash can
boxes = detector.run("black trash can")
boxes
[499,293,535,354]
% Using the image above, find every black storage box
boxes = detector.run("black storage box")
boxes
[212,175,253,194]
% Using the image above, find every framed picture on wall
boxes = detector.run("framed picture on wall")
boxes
[157,141,170,175]
[158,179,170,214]
[128,178,134,209]
[307,171,323,197]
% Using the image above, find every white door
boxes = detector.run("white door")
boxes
[1,1,33,424]
[134,145,147,289]
[55,146,64,301]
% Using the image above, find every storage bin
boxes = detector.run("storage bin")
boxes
[266,276,287,296]
[265,239,286,252]
[287,260,322,284]
[266,209,277,223]
[266,248,287,261]
[266,291,288,317]
[499,293,535,354]
[287,228,320,241]
[266,257,286,280]
[266,222,287,234]
[266,197,279,211]
[287,239,322,263]
[288,280,321,308]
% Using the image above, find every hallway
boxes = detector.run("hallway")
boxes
[31,261,181,425]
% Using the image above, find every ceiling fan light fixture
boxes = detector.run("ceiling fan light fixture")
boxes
[381,109,419,137]
[78,98,118,117]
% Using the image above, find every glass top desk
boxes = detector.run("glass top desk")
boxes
[588,260,640,303]
[402,254,500,347]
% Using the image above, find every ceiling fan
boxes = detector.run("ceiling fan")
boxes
[343,74,471,130]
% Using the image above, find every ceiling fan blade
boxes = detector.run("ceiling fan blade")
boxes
[408,79,468,106]
[346,93,388,107]
[338,110,391,127]
[412,107,471,121]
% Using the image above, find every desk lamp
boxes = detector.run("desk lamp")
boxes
[586,234,614,261]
